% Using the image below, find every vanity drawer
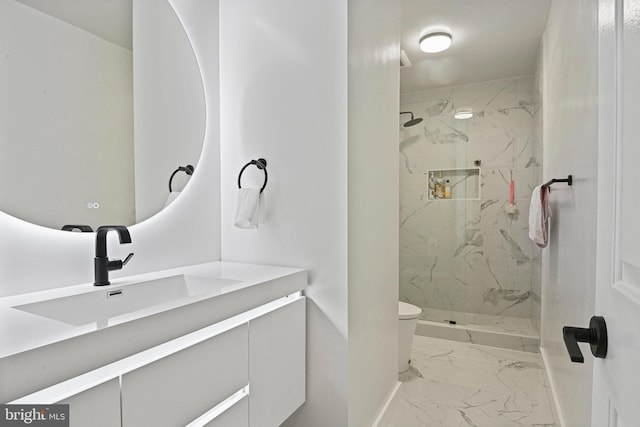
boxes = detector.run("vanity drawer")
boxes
[121,324,248,427]
[57,378,121,427]
[249,297,305,427]
[202,395,248,427]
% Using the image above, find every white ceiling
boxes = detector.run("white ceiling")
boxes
[13,0,548,89]
[401,0,551,93]
[15,0,133,50]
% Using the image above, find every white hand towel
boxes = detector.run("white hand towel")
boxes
[235,188,262,229]
[164,191,180,207]
[528,185,551,248]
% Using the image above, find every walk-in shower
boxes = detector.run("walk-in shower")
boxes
[399,76,542,352]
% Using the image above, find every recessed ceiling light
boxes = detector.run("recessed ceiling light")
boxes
[454,109,473,120]
[419,32,452,53]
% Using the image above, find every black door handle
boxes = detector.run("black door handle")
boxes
[562,316,607,363]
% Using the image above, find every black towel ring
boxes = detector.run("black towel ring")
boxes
[168,165,194,192]
[238,158,268,193]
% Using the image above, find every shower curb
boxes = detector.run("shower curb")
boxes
[415,319,540,353]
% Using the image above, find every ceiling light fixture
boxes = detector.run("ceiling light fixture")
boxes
[454,109,473,120]
[419,32,452,53]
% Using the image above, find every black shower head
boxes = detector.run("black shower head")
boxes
[400,111,423,127]
[404,117,423,127]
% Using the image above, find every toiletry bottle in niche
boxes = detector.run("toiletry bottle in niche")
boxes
[444,179,452,199]
[435,172,445,199]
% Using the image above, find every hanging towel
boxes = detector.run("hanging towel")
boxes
[164,191,180,207]
[528,185,551,248]
[235,188,262,229]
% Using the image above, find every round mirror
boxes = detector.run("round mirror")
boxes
[0,0,205,231]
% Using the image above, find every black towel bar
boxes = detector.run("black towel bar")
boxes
[238,158,268,193]
[542,175,572,191]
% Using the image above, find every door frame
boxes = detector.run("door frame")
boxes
[593,0,640,425]
[593,0,616,423]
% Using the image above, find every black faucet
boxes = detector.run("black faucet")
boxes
[94,225,134,286]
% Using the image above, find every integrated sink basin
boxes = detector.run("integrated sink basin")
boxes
[12,274,242,326]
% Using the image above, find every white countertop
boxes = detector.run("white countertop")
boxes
[0,261,307,360]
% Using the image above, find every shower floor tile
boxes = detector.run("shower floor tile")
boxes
[379,336,558,427]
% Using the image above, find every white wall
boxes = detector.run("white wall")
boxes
[133,0,205,222]
[531,46,544,334]
[347,0,400,425]
[219,0,400,425]
[219,1,348,425]
[539,1,599,425]
[0,0,134,230]
[0,0,221,297]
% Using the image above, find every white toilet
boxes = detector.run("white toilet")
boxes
[398,301,422,373]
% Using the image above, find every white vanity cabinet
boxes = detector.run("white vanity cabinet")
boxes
[121,324,249,426]
[57,379,121,427]
[204,397,249,427]
[249,297,305,427]
[10,294,306,427]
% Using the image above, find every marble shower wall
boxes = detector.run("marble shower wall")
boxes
[399,76,542,321]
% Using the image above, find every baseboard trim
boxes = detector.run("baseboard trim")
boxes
[370,381,401,427]
[540,346,567,427]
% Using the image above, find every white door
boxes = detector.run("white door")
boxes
[592,0,640,425]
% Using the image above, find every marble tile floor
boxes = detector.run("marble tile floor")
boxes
[379,336,558,427]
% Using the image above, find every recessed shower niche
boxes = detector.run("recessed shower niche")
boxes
[427,168,480,200]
